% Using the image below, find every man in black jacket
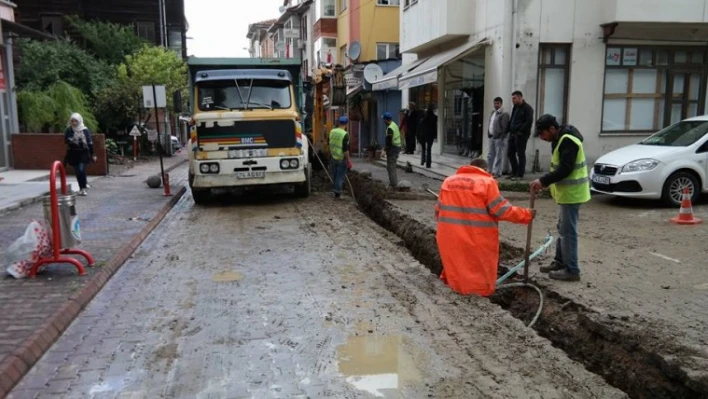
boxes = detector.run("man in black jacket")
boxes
[506,91,534,180]
[404,102,420,154]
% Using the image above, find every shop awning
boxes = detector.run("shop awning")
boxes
[371,57,428,92]
[398,39,490,90]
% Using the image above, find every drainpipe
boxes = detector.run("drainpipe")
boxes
[510,0,518,93]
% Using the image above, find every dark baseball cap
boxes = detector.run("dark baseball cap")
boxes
[534,114,559,137]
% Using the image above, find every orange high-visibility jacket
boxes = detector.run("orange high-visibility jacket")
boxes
[436,166,533,296]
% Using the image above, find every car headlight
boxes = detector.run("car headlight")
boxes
[200,163,209,173]
[621,159,660,173]
[289,159,299,168]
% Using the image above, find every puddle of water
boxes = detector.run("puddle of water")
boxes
[212,271,244,282]
[337,335,421,397]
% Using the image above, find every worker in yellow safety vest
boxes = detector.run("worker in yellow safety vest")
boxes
[329,115,352,198]
[530,114,591,282]
[383,112,402,188]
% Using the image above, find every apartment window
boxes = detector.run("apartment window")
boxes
[340,0,347,12]
[323,0,336,17]
[537,44,570,124]
[41,14,64,36]
[377,0,400,5]
[602,46,706,132]
[301,15,308,40]
[404,0,410,7]
[137,22,156,43]
[376,43,399,60]
[323,38,337,48]
[168,29,183,56]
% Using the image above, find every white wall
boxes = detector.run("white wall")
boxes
[603,0,708,23]
[400,0,474,53]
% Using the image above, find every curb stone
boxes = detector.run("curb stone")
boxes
[0,185,187,398]
[0,159,187,216]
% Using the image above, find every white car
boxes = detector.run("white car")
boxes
[591,116,708,207]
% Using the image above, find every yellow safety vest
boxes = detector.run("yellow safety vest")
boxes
[550,134,591,204]
[388,121,402,148]
[329,128,347,161]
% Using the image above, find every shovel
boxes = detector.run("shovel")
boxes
[522,189,537,283]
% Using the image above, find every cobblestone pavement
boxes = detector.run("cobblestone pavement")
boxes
[355,159,708,389]
[0,154,187,365]
[9,188,624,398]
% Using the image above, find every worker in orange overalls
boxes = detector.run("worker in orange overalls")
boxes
[436,158,535,296]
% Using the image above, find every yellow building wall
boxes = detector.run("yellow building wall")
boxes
[337,4,350,64]
[360,4,400,62]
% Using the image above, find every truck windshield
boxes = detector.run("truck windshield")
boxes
[198,79,291,111]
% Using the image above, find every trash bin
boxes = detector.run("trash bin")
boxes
[43,193,81,249]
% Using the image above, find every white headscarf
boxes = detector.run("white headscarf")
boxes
[68,113,87,146]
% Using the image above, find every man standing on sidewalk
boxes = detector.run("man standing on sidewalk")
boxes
[383,112,402,188]
[329,116,352,199]
[436,158,535,296]
[506,91,534,180]
[530,114,590,282]
[404,102,420,155]
[487,97,510,178]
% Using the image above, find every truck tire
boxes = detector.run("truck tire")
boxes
[192,188,210,205]
[295,165,312,198]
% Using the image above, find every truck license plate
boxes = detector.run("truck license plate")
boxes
[592,175,610,184]
[236,171,265,179]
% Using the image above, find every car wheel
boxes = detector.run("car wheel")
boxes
[662,171,700,207]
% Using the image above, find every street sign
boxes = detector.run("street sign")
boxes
[142,85,167,108]
[129,125,142,137]
[147,129,158,142]
[275,41,286,52]
[344,73,363,87]
[283,29,300,39]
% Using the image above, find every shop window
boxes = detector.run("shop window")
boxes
[602,46,706,132]
[376,43,400,60]
[537,44,570,124]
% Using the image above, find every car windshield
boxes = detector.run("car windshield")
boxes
[640,121,708,147]
[198,79,291,111]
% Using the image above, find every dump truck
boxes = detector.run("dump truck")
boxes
[186,57,310,204]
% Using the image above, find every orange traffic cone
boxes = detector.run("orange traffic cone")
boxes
[671,187,702,225]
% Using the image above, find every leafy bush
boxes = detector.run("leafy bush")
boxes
[17,81,97,132]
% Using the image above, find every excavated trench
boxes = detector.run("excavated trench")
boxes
[315,169,708,399]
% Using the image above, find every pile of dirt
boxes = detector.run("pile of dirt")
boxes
[320,169,708,399]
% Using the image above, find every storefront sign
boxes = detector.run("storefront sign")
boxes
[398,69,438,90]
[606,47,621,66]
[622,48,638,66]
[372,77,398,91]
[344,73,362,87]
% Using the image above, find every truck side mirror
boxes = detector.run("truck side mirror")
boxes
[173,90,183,113]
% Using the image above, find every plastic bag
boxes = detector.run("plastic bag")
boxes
[5,220,52,279]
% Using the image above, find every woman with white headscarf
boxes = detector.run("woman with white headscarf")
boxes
[64,113,96,196]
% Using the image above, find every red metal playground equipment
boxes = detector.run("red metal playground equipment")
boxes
[29,161,95,277]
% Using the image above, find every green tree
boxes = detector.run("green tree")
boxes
[18,81,97,132]
[64,16,145,65]
[118,45,188,112]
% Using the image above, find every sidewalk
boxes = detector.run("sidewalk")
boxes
[0,170,101,215]
[0,154,188,396]
[373,151,544,183]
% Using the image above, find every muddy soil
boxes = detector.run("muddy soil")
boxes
[340,160,708,398]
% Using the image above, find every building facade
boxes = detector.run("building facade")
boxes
[377,0,708,167]
[15,0,188,58]
[247,20,277,59]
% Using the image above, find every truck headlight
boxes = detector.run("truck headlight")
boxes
[209,163,220,173]
[289,159,299,168]
[200,163,209,173]
[281,159,290,169]
[621,159,660,173]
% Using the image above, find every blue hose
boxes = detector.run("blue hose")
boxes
[496,234,555,285]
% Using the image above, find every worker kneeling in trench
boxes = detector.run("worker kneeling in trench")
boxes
[436,158,535,297]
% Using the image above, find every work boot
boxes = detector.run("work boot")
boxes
[540,261,564,273]
[548,270,581,282]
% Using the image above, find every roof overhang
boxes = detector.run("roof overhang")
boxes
[601,22,708,44]
[2,19,55,40]
[372,58,428,91]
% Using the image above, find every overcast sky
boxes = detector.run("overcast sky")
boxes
[185,0,283,57]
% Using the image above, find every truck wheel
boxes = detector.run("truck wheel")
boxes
[295,165,312,198]
[192,188,210,205]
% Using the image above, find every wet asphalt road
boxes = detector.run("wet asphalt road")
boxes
[9,189,624,399]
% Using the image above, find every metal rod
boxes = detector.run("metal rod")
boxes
[426,188,439,198]
[153,84,165,181]
[523,190,537,284]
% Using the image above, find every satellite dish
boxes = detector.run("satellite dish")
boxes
[363,64,384,83]
[348,41,362,61]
